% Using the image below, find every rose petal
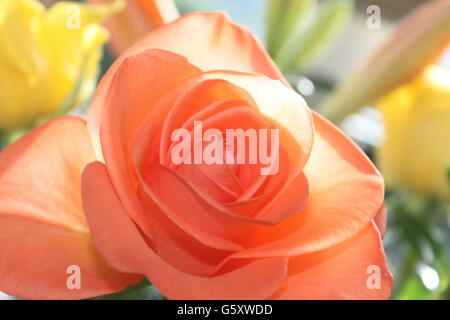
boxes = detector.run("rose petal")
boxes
[88,0,180,55]
[216,112,384,259]
[88,12,287,159]
[100,49,201,242]
[271,222,393,300]
[374,204,387,238]
[106,60,311,243]
[200,71,313,223]
[0,116,140,299]
[82,161,288,299]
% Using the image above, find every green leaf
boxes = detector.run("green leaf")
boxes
[267,0,316,57]
[274,0,353,72]
[89,278,163,300]
[0,132,6,151]
[396,271,435,300]
[266,0,286,55]
[446,167,450,187]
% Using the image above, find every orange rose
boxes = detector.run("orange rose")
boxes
[87,0,180,55]
[0,12,392,299]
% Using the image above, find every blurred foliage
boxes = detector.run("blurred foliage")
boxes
[88,279,164,300]
[0,132,6,151]
[319,0,450,124]
[267,0,353,73]
[267,0,314,57]
[385,189,450,299]
[0,129,28,150]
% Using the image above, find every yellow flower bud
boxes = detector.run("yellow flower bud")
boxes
[377,65,450,201]
[0,0,121,130]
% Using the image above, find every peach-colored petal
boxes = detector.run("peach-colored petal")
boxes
[165,97,255,168]
[200,71,312,172]
[135,187,232,276]
[271,222,393,300]
[82,161,288,299]
[374,204,387,238]
[0,116,140,299]
[159,79,257,166]
[214,112,384,260]
[100,49,201,242]
[116,11,286,84]
[140,164,253,249]
[198,71,313,223]
[184,105,274,202]
[88,0,180,55]
[129,70,313,250]
[102,56,311,244]
[88,12,287,158]
[135,98,249,204]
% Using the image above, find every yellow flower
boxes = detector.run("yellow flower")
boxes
[0,0,122,130]
[377,65,450,200]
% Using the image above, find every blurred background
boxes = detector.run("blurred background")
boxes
[176,0,449,103]
[1,0,449,300]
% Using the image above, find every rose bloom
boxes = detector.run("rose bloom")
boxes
[0,13,392,300]
[87,0,180,55]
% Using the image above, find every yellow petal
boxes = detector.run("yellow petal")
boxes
[377,65,450,201]
[0,0,119,131]
[0,0,46,129]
